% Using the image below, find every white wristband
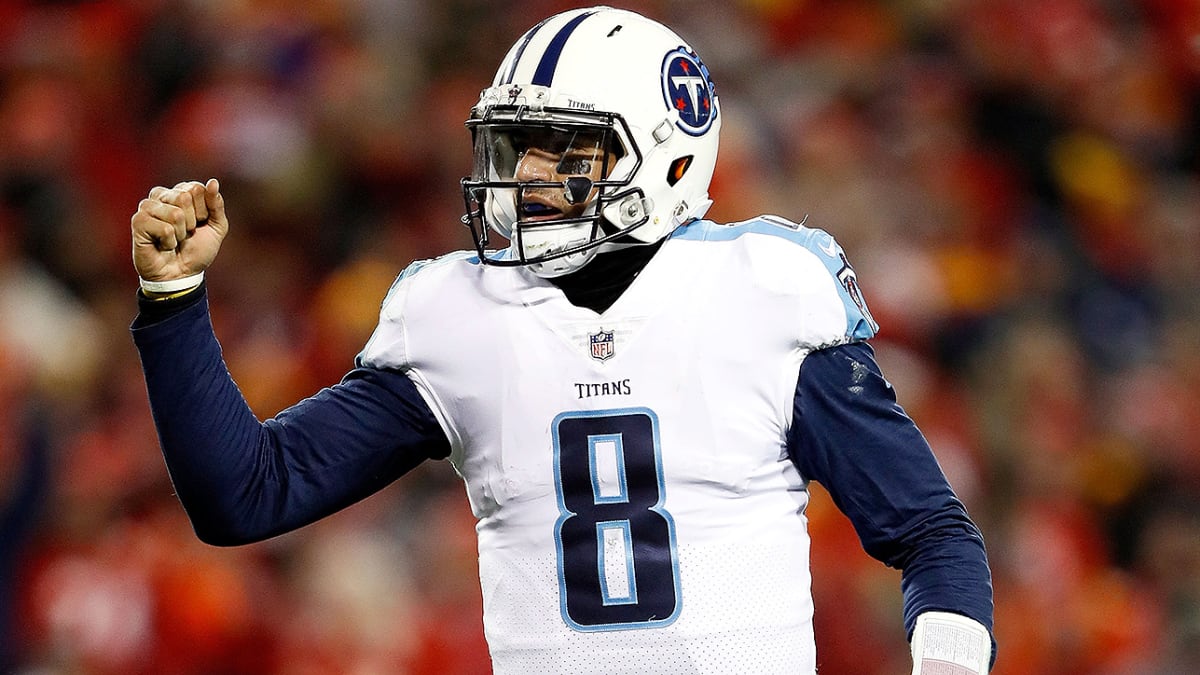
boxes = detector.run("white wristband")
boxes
[139,272,205,294]
[910,611,990,675]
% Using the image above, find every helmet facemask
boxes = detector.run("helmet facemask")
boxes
[461,97,652,277]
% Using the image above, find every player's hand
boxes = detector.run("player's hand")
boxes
[131,178,229,282]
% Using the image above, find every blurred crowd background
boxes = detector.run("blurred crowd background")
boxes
[1,0,1198,673]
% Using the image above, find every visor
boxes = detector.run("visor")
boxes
[471,123,621,183]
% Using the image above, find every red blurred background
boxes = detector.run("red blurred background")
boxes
[2,1,1198,673]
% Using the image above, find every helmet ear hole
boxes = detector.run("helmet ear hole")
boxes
[667,155,694,187]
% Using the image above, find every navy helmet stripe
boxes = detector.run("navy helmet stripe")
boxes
[531,10,598,86]
[502,17,553,85]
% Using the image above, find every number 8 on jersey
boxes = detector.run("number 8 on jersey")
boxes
[552,408,682,631]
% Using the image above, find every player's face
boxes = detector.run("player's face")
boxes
[512,128,615,222]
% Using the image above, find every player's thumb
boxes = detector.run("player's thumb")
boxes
[204,178,229,235]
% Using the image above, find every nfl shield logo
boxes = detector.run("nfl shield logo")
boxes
[589,329,615,362]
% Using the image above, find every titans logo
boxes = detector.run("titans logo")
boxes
[661,47,717,136]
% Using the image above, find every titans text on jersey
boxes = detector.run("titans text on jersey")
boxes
[574,379,633,399]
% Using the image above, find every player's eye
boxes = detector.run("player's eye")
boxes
[556,156,593,175]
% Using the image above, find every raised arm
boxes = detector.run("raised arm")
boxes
[130,181,450,545]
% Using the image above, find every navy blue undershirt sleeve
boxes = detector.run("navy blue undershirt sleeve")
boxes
[131,289,450,546]
[788,341,996,663]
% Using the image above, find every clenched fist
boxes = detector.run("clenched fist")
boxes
[132,178,229,286]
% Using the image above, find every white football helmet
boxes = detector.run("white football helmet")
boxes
[461,6,721,277]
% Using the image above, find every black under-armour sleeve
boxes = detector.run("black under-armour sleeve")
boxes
[131,290,450,546]
[787,341,996,664]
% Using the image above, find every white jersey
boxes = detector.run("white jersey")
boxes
[358,217,877,674]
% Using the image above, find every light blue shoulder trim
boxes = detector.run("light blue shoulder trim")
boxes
[356,249,484,370]
[376,249,482,310]
[396,249,483,281]
[671,215,818,245]
[672,216,879,340]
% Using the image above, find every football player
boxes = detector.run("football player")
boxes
[131,6,994,674]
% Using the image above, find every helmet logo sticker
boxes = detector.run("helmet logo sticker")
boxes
[661,47,716,136]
